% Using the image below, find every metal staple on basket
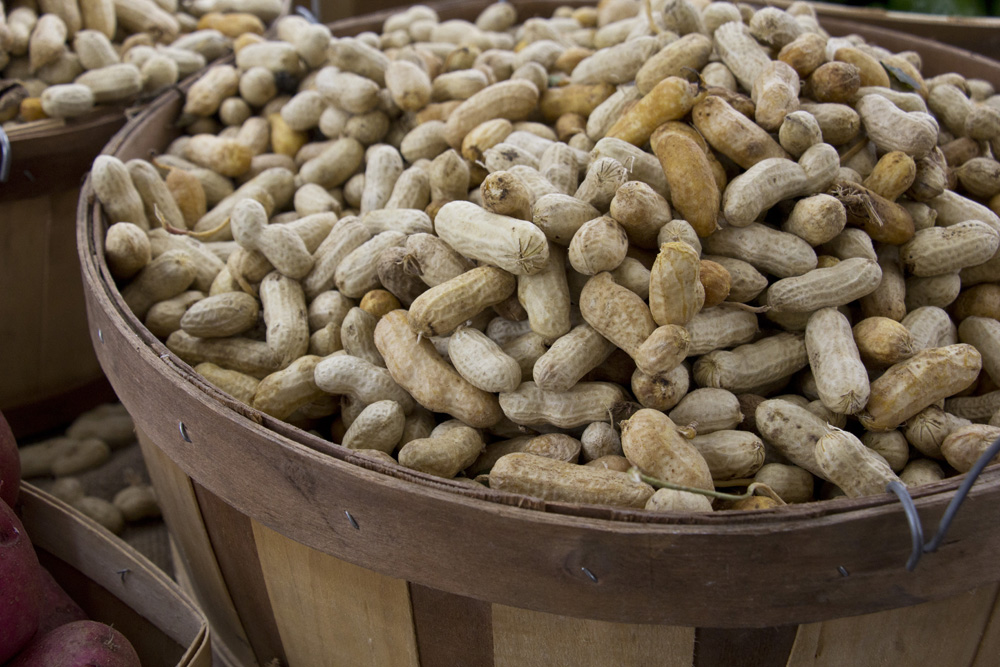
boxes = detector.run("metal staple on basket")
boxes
[890,434,1000,571]
[0,125,10,183]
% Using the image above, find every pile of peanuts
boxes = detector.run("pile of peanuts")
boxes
[19,403,160,533]
[96,0,1000,512]
[0,0,285,126]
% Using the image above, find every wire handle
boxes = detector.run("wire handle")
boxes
[889,434,1000,572]
[0,125,10,183]
[296,5,321,23]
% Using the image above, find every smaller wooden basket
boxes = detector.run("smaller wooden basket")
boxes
[14,483,211,667]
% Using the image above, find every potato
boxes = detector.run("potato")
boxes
[9,620,140,667]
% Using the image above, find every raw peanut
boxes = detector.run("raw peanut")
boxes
[196,11,264,37]
[75,62,141,103]
[517,244,571,340]
[443,79,539,148]
[956,158,1000,198]
[533,324,616,393]
[385,59,432,112]
[167,330,278,378]
[779,110,823,158]
[490,453,654,508]
[341,400,406,453]
[905,405,970,460]
[580,271,655,359]
[947,391,1000,422]
[401,233,472,289]
[586,85,642,142]
[669,388,742,435]
[105,222,151,280]
[38,82,93,118]
[180,292,257,338]
[73,496,125,534]
[113,484,160,522]
[399,424,485,478]
[408,266,516,337]
[539,82,614,122]
[700,257,765,305]
[341,306,384,368]
[621,408,713,490]
[907,149,950,202]
[400,121,449,164]
[461,118,513,162]
[766,257,882,313]
[435,201,549,275]
[302,218,371,300]
[605,76,702,147]
[756,398,834,478]
[856,94,939,159]
[693,95,789,170]
[574,157,627,212]
[29,14,67,72]
[122,249,196,319]
[49,477,85,504]
[649,242,704,327]
[632,364,690,411]
[586,455,632,472]
[702,223,817,278]
[814,428,900,498]
[590,137,669,197]
[941,424,1000,473]
[754,463,814,503]
[902,306,958,353]
[182,134,253,178]
[538,142,579,196]
[752,60,800,132]
[309,291,352,333]
[501,331,551,381]
[195,363,260,405]
[853,317,915,367]
[828,181,915,245]
[567,215,628,275]
[499,381,626,429]
[483,142,539,173]
[685,304,759,356]
[65,403,134,449]
[448,327,521,393]
[375,310,502,427]
[570,35,656,85]
[959,317,1000,385]
[299,137,366,189]
[632,33,711,94]
[113,0,179,42]
[693,332,808,395]
[608,181,672,249]
[748,6,802,48]
[360,290,401,320]
[427,149,469,212]
[650,126,719,238]
[259,272,309,370]
[252,355,328,420]
[580,421,622,462]
[468,432,581,477]
[92,155,150,229]
[804,62,861,104]
[126,159,184,230]
[634,325,690,378]
[143,290,204,338]
[532,194,602,246]
[80,0,115,38]
[805,308,869,415]
[928,84,973,137]
[781,194,846,246]
[713,20,771,92]
[820,227,877,262]
[294,185,341,218]
[645,488,713,512]
[142,55,179,95]
[51,438,110,477]
[183,64,238,118]
[723,143,839,227]
[612,257,652,300]
[859,246,906,321]
[861,430,909,473]
[314,353,414,413]
[860,344,982,431]
[900,221,1000,277]
[796,102,861,147]
[689,430,765,480]
[19,97,47,121]
[900,459,946,487]
[778,31,826,78]
[905,273,959,311]
[863,151,917,201]
[231,199,313,280]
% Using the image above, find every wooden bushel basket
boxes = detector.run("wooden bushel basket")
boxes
[0,112,126,437]
[78,2,1000,666]
[15,483,211,667]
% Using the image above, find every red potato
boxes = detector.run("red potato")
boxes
[9,620,140,667]
[0,500,43,663]
[0,410,20,507]
[34,566,89,635]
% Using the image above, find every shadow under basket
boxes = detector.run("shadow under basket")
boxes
[15,483,211,667]
[78,2,1000,666]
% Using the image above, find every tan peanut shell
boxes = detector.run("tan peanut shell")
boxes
[408,266,516,337]
[579,272,655,359]
[499,381,625,430]
[805,308,870,415]
[814,428,901,498]
[620,408,713,491]
[490,453,654,509]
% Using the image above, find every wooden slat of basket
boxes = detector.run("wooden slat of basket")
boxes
[787,585,1000,666]
[137,430,259,667]
[252,520,421,667]
[408,584,495,667]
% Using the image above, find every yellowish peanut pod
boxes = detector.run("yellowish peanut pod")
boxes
[621,408,713,491]
[814,428,901,498]
[490,453,654,508]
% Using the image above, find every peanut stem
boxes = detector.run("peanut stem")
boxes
[631,469,786,504]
